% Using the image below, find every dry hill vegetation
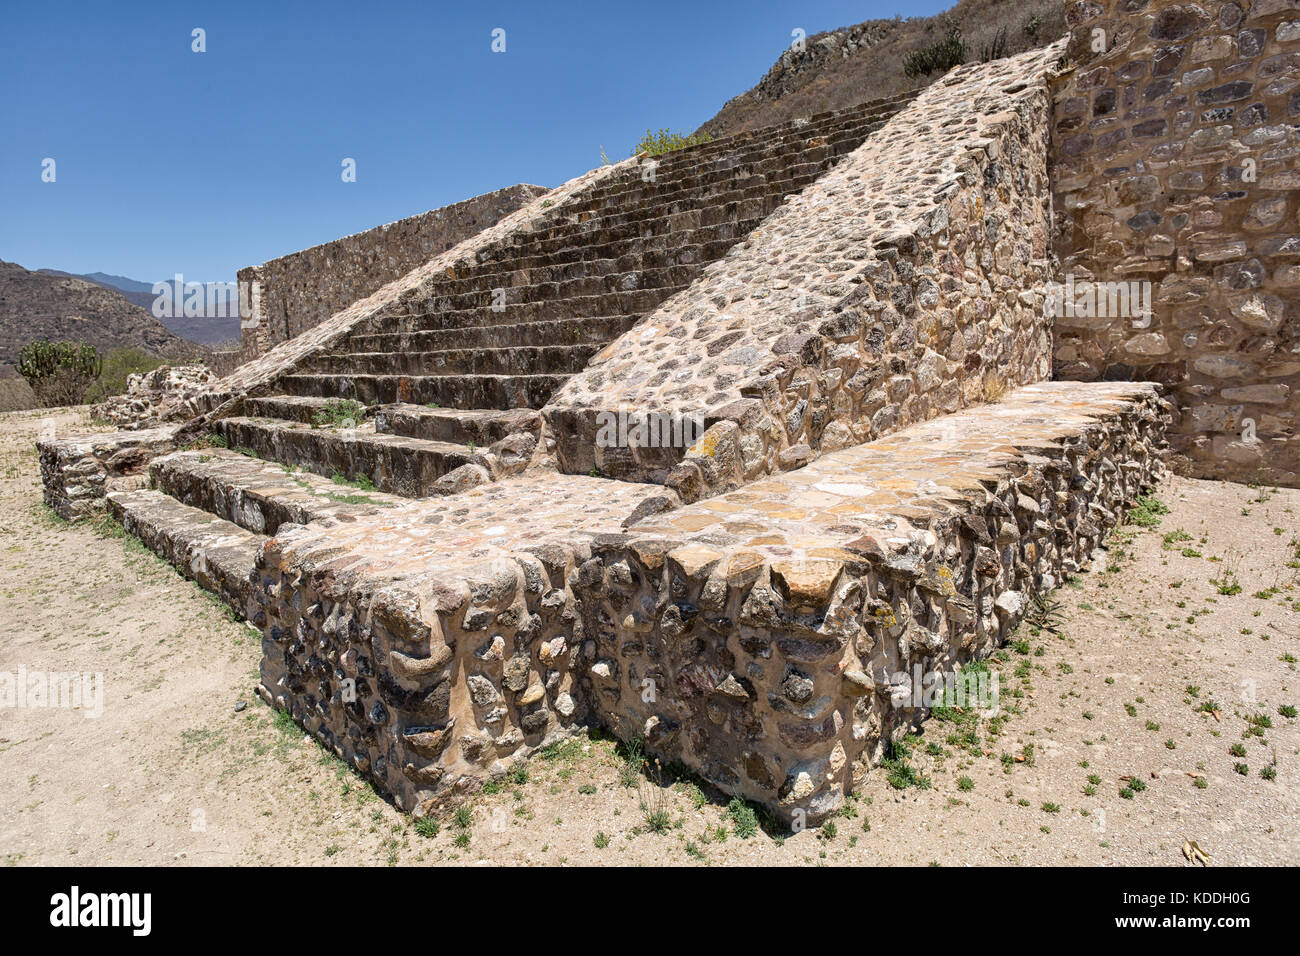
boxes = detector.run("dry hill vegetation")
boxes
[0,259,205,367]
[0,260,209,410]
[696,0,1064,138]
[0,365,37,413]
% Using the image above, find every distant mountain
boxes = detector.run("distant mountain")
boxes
[695,0,1064,139]
[36,269,240,346]
[0,259,208,365]
[40,270,157,294]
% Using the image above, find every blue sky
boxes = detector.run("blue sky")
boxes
[0,0,946,284]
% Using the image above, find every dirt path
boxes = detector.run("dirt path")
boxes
[1,408,1296,866]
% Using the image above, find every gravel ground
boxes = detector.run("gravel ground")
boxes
[1,407,1296,866]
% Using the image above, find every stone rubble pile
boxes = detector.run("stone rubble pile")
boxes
[91,364,215,430]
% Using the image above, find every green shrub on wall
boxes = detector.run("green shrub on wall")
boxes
[633,128,714,157]
[903,22,968,78]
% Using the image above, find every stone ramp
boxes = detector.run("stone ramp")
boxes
[544,43,1067,497]
[249,380,1167,821]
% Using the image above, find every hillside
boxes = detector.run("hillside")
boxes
[0,260,207,365]
[0,365,37,413]
[696,0,1063,138]
[36,269,240,345]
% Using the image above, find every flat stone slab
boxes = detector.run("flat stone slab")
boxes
[261,470,677,585]
[107,488,263,615]
[151,448,408,536]
[626,381,1161,557]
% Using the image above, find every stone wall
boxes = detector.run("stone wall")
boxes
[1051,0,1300,485]
[579,382,1168,821]
[545,44,1065,502]
[251,474,670,814]
[236,184,548,362]
[39,425,180,520]
[204,164,625,412]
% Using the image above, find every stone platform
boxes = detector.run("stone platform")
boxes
[251,381,1167,821]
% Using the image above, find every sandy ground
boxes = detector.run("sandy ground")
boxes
[1,407,1297,867]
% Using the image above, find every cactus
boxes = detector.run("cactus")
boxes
[17,339,103,407]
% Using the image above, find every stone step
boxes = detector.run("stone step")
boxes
[242,394,372,425]
[575,105,901,201]
[461,177,805,278]
[106,487,263,616]
[499,183,797,255]
[569,115,888,198]
[277,373,569,409]
[604,95,896,171]
[390,217,758,310]
[468,220,755,280]
[413,235,743,297]
[583,131,875,211]
[476,208,768,269]
[385,288,671,336]
[300,345,598,378]
[576,163,825,219]
[150,447,407,536]
[345,314,641,354]
[213,415,489,497]
[397,290,642,330]
[391,263,698,317]
[373,404,542,445]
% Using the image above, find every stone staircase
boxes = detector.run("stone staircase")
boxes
[280,93,914,409]
[197,93,915,495]
[39,43,1177,826]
